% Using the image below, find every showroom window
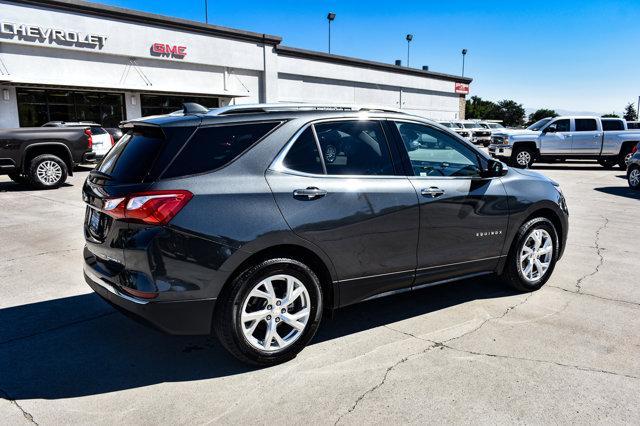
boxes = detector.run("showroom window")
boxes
[140,94,220,117]
[17,88,125,128]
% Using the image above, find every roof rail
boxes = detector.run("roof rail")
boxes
[207,103,407,116]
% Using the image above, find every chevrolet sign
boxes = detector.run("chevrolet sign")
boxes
[0,21,107,48]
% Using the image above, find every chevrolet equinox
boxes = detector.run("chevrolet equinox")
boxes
[83,104,569,365]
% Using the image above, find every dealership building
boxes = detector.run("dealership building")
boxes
[0,0,471,129]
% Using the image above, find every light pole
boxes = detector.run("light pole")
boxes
[405,34,413,67]
[327,12,336,53]
[204,0,208,24]
[461,48,468,77]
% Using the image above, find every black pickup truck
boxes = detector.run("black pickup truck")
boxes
[0,127,94,189]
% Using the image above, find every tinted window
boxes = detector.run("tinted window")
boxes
[282,127,324,174]
[396,122,481,177]
[314,121,394,176]
[575,119,597,132]
[547,119,570,132]
[602,119,624,131]
[90,126,107,135]
[97,129,165,183]
[162,122,279,179]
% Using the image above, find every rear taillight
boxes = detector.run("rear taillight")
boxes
[632,145,638,154]
[85,129,93,149]
[109,133,115,146]
[102,190,193,225]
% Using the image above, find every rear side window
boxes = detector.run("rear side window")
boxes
[162,122,280,179]
[97,129,165,183]
[90,126,107,135]
[575,119,597,132]
[602,119,624,131]
[282,128,324,174]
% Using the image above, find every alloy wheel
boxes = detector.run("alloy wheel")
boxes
[516,151,531,167]
[519,229,553,283]
[36,160,63,185]
[240,274,311,351]
[624,152,633,166]
[629,168,640,188]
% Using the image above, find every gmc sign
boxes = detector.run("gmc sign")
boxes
[151,43,187,59]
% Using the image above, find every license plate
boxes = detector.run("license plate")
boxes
[89,208,101,233]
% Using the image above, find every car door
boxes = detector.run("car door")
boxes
[540,118,572,154]
[571,118,602,155]
[390,120,510,287]
[266,119,420,306]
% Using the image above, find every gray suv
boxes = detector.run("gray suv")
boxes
[82,104,569,365]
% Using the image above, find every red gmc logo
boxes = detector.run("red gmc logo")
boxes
[455,82,470,94]
[151,43,187,58]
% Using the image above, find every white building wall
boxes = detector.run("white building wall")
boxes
[0,86,19,128]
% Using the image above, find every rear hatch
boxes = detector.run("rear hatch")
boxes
[82,122,197,285]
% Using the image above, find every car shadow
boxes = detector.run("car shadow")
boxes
[0,275,515,400]
[530,163,618,171]
[0,181,73,192]
[594,186,640,199]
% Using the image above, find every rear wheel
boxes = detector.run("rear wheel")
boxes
[498,217,559,292]
[620,146,634,169]
[628,166,640,190]
[214,258,323,366]
[512,147,535,168]
[27,154,68,189]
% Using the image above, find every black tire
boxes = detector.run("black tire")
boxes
[27,154,68,189]
[498,217,559,292]
[7,173,27,184]
[619,146,634,169]
[628,165,640,190]
[213,258,323,366]
[511,146,535,168]
[598,158,616,169]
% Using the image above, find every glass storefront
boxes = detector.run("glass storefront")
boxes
[140,94,220,117]
[17,88,125,128]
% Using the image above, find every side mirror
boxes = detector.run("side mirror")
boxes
[482,159,507,177]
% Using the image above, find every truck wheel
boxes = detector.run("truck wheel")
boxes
[512,147,534,168]
[498,217,559,292]
[619,147,634,169]
[213,258,323,366]
[628,166,640,190]
[598,159,616,169]
[27,154,68,189]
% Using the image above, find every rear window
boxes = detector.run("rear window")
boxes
[575,119,597,132]
[90,126,107,135]
[602,119,624,131]
[96,129,165,183]
[162,122,280,179]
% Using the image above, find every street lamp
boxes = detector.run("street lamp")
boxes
[461,48,468,77]
[204,0,208,24]
[405,34,413,67]
[327,12,336,53]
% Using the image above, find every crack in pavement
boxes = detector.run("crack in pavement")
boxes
[548,285,640,307]
[2,248,78,263]
[334,293,533,424]
[575,216,608,293]
[0,388,38,425]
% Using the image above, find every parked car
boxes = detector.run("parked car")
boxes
[483,122,507,134]
[438,121,471,140]
[461,121,492,146]
[82,103,569,366]
[627,143,640,190]
[489,116,640,168]
[0,126,94,188]
[627,121,640,130]
[105,127,124,143]
[43,121,115,160]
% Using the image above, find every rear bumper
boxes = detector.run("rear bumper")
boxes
[84,265,216,335]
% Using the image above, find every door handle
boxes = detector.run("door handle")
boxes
[421,187,445,198]
[293,187,327,200]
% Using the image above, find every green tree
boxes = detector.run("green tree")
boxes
[465,96,500,119]
[496,99,526,127]
[601,113,620,118]
[528,108,558,124]
[623,103,638,121]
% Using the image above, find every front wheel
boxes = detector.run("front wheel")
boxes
[27,154,68,189]
[511,147,535,168]
[628,166,640,190]
[498,217,559,292]
[214,258,323,366]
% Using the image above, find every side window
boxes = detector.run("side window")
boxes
[575,119,597,132]
[162,122,279,179]
[395,122,481,177]
[547,119,570,132]
[282,127,324,174]
[314,121,394,176]
[602,120,624,131]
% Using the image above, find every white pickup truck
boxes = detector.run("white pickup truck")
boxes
[488,116,640,168]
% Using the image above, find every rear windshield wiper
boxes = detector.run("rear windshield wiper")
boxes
[89,170,113,180]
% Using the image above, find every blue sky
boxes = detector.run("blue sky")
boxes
[100,0,639,114]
